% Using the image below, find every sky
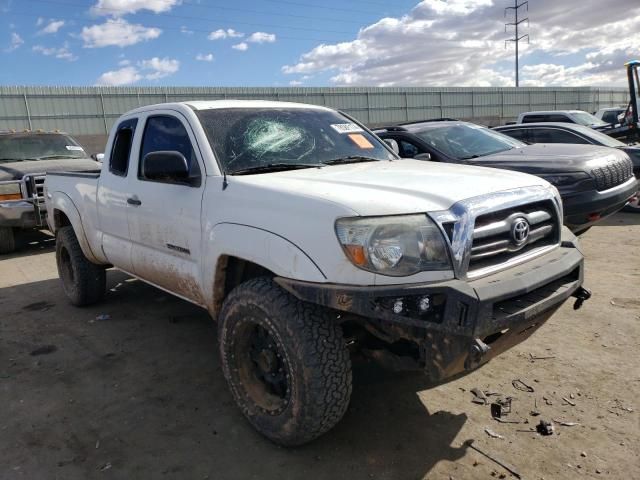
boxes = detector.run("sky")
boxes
[1,0,639,87]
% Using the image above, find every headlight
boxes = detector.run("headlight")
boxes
[335,214,451,276]
[539,172,590,187]
[0,183,21,201]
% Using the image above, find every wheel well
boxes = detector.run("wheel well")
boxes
[212,256,274,318]
[53,209,72,230]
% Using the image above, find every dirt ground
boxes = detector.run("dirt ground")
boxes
[0,214,638,480]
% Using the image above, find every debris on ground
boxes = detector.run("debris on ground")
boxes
[562,397,576,406]
[96,314,111,321]
[536,420,554,436]
[99,462,112,471]
[512,379,534,393]
[30,345,57,356]
[553,419,580,427]
[471,387,488,405]
[580,452,587,457]
[464,440,521,479]
[485,428,504,439]
[529,353,556,361]
[543,396,553,406]
[491,397,512,419]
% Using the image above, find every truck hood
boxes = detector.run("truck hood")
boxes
[233,158,550,216]
[0,158,100,181]
[472,143,627,174]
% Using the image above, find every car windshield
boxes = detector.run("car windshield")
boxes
[413,123,525,160]
[0,134,87,163]
[569,124,627,147]
[572,112,608,127]
[196,108,396,174]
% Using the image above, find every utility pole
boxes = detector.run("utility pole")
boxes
[505,1,529,87]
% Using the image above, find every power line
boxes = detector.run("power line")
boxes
[504,0,529,87]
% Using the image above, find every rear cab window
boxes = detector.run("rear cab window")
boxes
[110,118,138,177]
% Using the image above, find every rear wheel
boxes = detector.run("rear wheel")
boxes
[0,227,15,254]
[55,226,106,306]
[219,277,352,446]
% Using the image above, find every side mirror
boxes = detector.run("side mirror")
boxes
[142,151,196,185]
[92,153,105,162]
[383,138,400,155]
[414,152,432,161]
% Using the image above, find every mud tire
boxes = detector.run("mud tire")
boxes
[0,227,15,254]
[56,226,106,306]
[218,277,352,446]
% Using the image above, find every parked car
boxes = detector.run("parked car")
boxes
[494,122,640,212]
[45,100,590,446]
[0,130,100,253]
[594,107,626,126]
[516,110,610,130]
[374,120,637,234]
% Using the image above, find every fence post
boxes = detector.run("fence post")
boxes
[23,93,32,130]
[99,92,108,134]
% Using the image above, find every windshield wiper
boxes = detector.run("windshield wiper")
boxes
[322,156,380,166]
[229,163,321,176]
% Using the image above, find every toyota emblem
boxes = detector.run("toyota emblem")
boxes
[511,217,530,246]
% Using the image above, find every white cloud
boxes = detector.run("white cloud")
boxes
[96,66,142,86]
[232,42,248,51]
[139,56,180,80]
[39,20,65,35]
[6,32,23,52]
[289,80,303,86]
[118,59,130,66]
[33,43,77,61]
[36,17,44,27]
[247,32,276,44]
[196,53,214,62]
[81,19,161,48]
[180,25,193,35]
[281,0,640,87]
[208,28,243,40]
[96,56,180,85]
[91,0,181,16]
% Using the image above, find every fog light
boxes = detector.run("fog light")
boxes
[418,295,431,312]
[393,299,404,314]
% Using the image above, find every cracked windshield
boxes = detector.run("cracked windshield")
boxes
[196,108,396,174]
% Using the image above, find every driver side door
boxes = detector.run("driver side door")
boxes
[127,111,206,305]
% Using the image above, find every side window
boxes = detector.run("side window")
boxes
[110,118,137,176]
[500,128,528,142]
[139,115,201,181]
[530,128,588,144]
[398,139,422,158]
[522,115,543,123]
[602,111,618,124]
[548,114,571,123]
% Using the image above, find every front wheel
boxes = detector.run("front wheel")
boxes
[0,227,15,254]
[56,226,106,306]
[218,277,352,446]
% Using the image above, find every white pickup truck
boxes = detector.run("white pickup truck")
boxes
[45,100,590,446]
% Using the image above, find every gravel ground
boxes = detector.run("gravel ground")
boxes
[0,214,638,480]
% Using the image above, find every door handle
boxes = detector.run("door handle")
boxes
[127,197,142,206]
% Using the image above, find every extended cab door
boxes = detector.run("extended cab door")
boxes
[97,117,138,273]
[126,112,206,305]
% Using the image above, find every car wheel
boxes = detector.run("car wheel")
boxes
[0,227,16,254]
[218,277,352,446]
[55,226,106,306]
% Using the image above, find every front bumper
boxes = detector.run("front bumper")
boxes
[562,177,638,231]
[0,200,43,228]
[276,242,584,383]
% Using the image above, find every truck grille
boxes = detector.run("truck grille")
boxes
[469,201,559,273]
[591,157,633,191]
[26,175,46,205]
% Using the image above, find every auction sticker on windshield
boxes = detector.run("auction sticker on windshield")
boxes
[331,123,364,134]
[66,146,84,151]
[348,133,374,149]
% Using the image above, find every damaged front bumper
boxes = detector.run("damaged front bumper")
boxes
[276,241,586,383]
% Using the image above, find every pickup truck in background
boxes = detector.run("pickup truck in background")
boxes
[0,131,100,253]
[45,100,590,446]
[515,110,611,130]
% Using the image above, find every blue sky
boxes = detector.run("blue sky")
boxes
[1,0,639,87]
